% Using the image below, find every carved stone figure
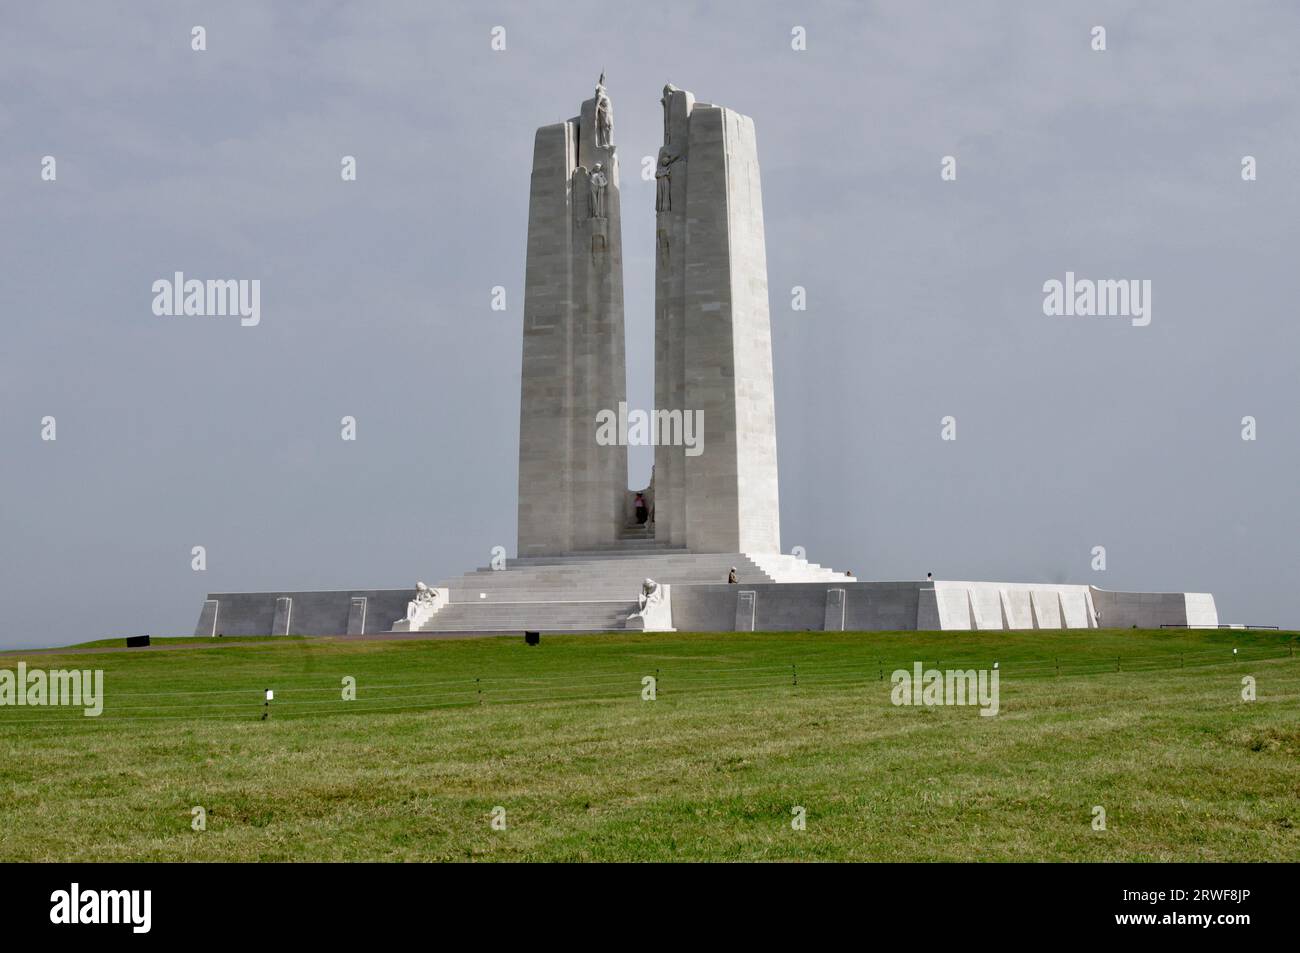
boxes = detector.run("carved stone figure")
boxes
[637,578,662,611]
[655,145,682,212]
[588,163,608,219]
[398,581,441,630]
[626,578,673,631]
[660,83,678,143]
[594,74,614,148]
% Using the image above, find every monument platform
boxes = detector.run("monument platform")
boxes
[195,552,1218,637]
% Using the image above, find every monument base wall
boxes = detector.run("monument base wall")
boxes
[195,570,1218,637]
[194,589,413,638]
[671,582,924,632]
[672,582,1217,632]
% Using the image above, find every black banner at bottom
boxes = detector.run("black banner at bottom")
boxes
[5,862,1285,939]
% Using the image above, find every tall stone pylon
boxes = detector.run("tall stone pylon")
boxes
[517,76,628,557]
[654,86,781,554]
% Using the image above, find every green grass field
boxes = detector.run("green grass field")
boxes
[62,635,305,650]
[1,628,1296,861]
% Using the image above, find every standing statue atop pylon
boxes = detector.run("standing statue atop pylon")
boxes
[594,72,613,148]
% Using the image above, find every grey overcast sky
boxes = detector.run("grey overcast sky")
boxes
[2,1,1298,648]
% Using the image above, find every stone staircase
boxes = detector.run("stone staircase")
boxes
[747,553,855,583]
[420,549,853,634]
[617,522,655,543]
[413,599,636,633]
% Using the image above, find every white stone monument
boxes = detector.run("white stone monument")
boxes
[655,88,780,554]
[626,578,674,632]
[518,80,779,557]
[517,76,629,558]
[196,80,1221,639]
[390,582,445,631]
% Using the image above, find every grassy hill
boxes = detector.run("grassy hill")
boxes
[1,628,1296,861]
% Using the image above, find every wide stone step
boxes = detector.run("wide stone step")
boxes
[448,578,767,596]
[747,553,856,583]
[452,565,755,578]
[509,548,690,563]
[438,604,634,615]
[420,625,619,633]
[483,557,752,573]
[445,576,770,596]
[447,587,710,602]
[445,555,770,589]
[432,553,850,611]
[421,598,637,633]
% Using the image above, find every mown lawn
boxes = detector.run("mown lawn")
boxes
[61,635,305,650]
[0,628,1296,861]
